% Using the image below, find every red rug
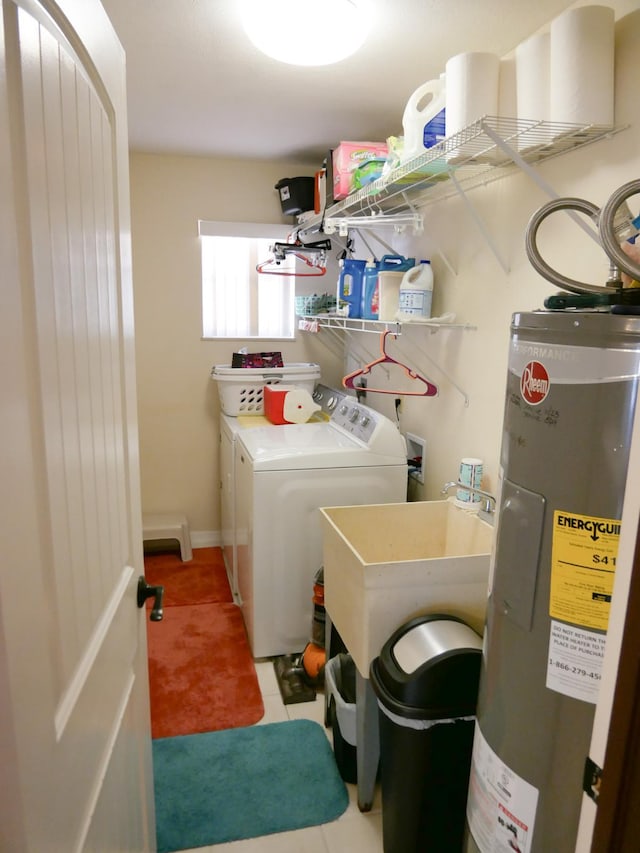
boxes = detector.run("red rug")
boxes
[144,547,233,606]
[145,548,264,738]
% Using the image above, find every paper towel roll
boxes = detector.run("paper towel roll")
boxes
[550,5,615,127]
[498,57,517,124]
[516,32,550,122]
[515,32,551,149]
[445,52,500,138]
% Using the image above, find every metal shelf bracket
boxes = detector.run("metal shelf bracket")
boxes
[324,210,423,237]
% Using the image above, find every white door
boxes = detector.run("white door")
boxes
[0,1,154,850]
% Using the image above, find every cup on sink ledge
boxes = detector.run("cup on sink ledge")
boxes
[455,457,483,509]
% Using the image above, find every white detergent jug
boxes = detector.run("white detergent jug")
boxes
[402,74,446,162]
[396,261,433,320]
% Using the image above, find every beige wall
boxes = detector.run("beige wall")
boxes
[130,1,639,542]
[343,1,640,504]
[129,153,342,539]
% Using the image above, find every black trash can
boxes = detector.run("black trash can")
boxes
[370,614,482,853]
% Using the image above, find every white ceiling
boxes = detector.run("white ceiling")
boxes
[101,0,576,164]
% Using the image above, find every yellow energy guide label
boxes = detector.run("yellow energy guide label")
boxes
[547,511,619,704]
[550,510,620,631]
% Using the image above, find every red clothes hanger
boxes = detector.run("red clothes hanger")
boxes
[342,330,438,397]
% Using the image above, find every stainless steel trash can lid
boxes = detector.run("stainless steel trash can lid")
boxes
[393,618,482,675]
[370,614,483,718]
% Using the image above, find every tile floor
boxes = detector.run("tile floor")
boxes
[186,658,384,852]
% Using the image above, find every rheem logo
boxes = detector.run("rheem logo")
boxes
[521,360,550,405]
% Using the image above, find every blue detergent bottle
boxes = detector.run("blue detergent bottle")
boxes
[379,254,416,272]
[338,258,366,318]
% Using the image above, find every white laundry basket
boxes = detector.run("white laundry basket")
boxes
[210,362,320,416]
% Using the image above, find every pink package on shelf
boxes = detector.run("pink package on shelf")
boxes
[332,141,389,200]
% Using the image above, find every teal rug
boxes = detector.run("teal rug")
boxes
[153,719,350,851]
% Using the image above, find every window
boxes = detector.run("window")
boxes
[199,220,295,339]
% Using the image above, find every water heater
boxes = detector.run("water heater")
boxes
[464,310,640,853]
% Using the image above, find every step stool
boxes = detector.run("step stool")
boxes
[142,513,193,561]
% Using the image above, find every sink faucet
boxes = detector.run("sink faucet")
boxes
[441,480,497,518]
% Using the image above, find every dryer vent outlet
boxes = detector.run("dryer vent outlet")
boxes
[405,433,425,484]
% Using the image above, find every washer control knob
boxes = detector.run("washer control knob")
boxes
[360,415,370,427]
[349,409,359,423]
[339,404,349,415]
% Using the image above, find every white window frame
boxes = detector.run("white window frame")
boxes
[199,220,295,340]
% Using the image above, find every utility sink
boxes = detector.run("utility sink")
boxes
[319,500,493,677]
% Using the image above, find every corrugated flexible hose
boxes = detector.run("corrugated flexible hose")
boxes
[525,178,640,295]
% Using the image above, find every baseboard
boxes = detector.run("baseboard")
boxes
[191,530,221,548]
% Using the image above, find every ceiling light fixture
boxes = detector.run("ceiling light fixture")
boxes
[240,0,370,67]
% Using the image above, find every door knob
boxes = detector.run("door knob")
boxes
[137,576,164,621]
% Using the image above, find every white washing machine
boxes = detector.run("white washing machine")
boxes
[234,385,408,658]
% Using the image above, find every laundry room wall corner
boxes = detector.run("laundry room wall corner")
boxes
[128,151,343,537]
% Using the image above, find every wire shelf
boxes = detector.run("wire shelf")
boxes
[297,315,475,334]
[300,117,625,233]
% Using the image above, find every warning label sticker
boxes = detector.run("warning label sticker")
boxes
[547,621,605,703]
[550,510,620,632]
[466,724,538,853]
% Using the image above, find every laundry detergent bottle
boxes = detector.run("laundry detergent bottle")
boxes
[337,258,366,318]
[397,260,433,320]
[362,256,415,320]
[361,259,380,319]
[402,74,446,162]
[379,254,416,273]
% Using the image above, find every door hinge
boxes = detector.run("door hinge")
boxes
[583,755,603,803]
